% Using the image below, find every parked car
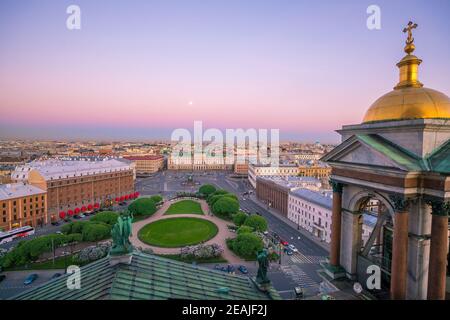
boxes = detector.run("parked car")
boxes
[263,231,269,236]
[280,240,289,246]
[227,265,235,273]
[50,273,62,279]
[238,265,248,274]
[55,231,63,235]
[24,273,38,285]
[288,244,298,252]
[0,274,6,283]
[51,221,60,226]
[79,214,86,218]
[73,215,81,220]
[284,249,294,256]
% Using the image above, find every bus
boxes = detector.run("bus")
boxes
[0,226,35,245]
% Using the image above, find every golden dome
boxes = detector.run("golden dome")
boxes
[362,21,450,123]
[363,87,450,123]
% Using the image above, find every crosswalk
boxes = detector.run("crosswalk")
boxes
[290,252,326,264]
[280,265,319,289]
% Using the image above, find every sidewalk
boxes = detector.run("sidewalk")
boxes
[249,194,330,253]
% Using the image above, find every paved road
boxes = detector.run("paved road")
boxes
[0,269,64,300]
[136,170,332,299]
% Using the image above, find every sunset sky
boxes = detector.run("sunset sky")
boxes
[0,0,449,143]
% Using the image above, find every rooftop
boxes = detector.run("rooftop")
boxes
[289,188,333,209]
[123,155,164,161]
[258,175,322,189]
[0,183,46,201]
[12,251,281,300]
[12,158,133,181]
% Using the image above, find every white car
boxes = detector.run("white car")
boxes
[288,244,298,252]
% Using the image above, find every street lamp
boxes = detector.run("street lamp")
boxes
[279,243,282,265]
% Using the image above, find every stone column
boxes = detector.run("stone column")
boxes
[330,180,343,266]
[389,195,410,300]
[426,199,449,300]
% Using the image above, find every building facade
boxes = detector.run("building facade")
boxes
[12,159,134,222]
[249,164,299,188]
[297,164,331,178]
[234,162,249,175]
[256,176,323,217]
[123,155,164,175]
[168,152,233,171]
[288,189,333,243]
[0,183,47,231]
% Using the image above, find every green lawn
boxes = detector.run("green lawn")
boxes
[138,217,218,248]
[164,200,204,215]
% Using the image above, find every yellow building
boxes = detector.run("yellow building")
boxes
[123,155,164,175]
[297,164,331,178]
[0,183,47,231]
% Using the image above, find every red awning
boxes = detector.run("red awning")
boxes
[81,206,87,212]
[115,197,120,202]
[87,204,93,210]
[124,195,129,200]
[135,192,140,197]
[74,208,81,214]
[94,203,100,208]
[120,196,125,201]
[59,211,66,219]
[68,210,74,216]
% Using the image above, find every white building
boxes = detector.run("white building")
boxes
[288,189,333,243]
[248,163,299,188]
[288,188,376,244]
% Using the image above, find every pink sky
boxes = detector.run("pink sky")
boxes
[1,0,449,142]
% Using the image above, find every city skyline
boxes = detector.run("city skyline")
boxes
[1,0,450,143]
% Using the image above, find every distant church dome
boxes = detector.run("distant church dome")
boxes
[362,23,450,123]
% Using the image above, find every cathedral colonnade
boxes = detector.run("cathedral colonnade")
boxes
[328,179,449,300]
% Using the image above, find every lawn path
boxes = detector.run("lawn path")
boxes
[130,198,242,264]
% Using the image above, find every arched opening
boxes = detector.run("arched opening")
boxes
[350,192,394,298]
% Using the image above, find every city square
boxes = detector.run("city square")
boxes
[0,0,449,310]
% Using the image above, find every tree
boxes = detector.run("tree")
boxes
[199,184,216,196]
[150,195,163,204]
[61,221,86,235]
[212,197,239,219]
[81,222,111,242]
[222,193,239,202]
[229,233,263,259]
[207,194,225,207]
[208,189,229,201]
[237,225,254,234]
[244,215,268,232]
[232,212,248,226]
[128,198,157,216]
[90,211,119,226]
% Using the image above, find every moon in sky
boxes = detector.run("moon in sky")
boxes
[188,101,193,105]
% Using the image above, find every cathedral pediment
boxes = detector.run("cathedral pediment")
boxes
[322,134,425,172]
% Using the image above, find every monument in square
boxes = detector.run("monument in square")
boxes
[322,22,450,300]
